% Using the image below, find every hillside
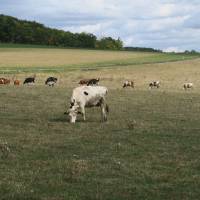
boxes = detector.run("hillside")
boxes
[0,46,199,74]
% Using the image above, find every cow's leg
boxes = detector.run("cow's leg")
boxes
[80,105,86,121]
[131,83,134,88]
[100,100,107,122]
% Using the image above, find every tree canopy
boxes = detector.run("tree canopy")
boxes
[0,14,123,50]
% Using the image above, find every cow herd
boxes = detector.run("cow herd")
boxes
[0,74,195,123]
[0,75,194,90]
[0,75,58,86]
[122,80,193,90]
[66,79,194,123]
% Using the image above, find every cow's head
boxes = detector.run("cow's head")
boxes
[68,108,78,123]
[68,100,79,123]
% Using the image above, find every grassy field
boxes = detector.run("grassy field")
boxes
[0,45,199,73]
[1,46,200,199]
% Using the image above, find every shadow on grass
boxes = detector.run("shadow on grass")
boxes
[49,116,105,124]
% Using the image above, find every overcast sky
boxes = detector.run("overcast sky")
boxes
[1,0,200,52]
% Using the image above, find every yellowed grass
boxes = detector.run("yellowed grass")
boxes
[1,47,200,91]
[4,58,200,92]
[0,48,154,67]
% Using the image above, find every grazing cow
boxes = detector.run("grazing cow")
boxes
[12,75,20,86]
[79,78,100,86]
[0,78,10,85]
[23,75,36,85]
[87,78,100,86]
[66,86,109,123]
[123,80,134,88]
[0,78,3,84]
[45,77,57,87]
[79,79,90,85]
[14,80,20,86]
[183,82,193,90]
[0,78,5,84]
[149,81,160,89]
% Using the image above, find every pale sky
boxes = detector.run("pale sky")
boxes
[1,0,200,52]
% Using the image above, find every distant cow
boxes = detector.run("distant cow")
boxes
[45,77,57,87]
[23,75,36,85]
[66,86,109,123]
[123,80,134,88]
[183,82,193,90]
[79,78,100,86]
[87,78,100,86]
[0,78,10,85]
[149,81,160,89]
[14,80,20,86]
[79,79,90,85]
[0,78,3,84]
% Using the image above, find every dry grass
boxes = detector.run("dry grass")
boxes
[0,48,155,68]
[1,47,200,199]
[1,47,199,92]
[3,57,199,91]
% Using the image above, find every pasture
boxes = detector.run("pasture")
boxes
[1,46,200,199]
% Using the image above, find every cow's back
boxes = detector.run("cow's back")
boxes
[71,86,108,104]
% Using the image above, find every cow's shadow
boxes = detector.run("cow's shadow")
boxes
[49,117,67,122]
[49,116,104,124]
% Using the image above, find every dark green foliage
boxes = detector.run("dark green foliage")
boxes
[96,37,123,50]
[184,50,199,54]
[124,46,162,52]
[0,14,123,50]
[0,14,98,48]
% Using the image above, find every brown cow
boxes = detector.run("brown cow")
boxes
[79,78,100,86]
[14,80,20,86]
[0,78,4,84]
[0,78,10,85]
[4,79,10,84]
[79,79,90,85]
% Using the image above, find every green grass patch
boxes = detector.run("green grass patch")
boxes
[0,86,200,199]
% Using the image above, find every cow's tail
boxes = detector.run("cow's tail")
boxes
[106,104,109,113]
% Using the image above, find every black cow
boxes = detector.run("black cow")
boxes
[87,78,100,86]
[45,77,58,87]
[23,77,35,85]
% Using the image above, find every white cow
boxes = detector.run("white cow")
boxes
[183,82,193,90]
[123,80,134,88]
[149,81,160,89]
[67,86,109,123]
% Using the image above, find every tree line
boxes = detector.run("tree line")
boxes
[124,47,162,53]
[0,14,123,50]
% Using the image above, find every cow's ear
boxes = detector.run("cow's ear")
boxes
[84,91,89,95]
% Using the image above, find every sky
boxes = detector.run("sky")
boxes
[1,0,200,52]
